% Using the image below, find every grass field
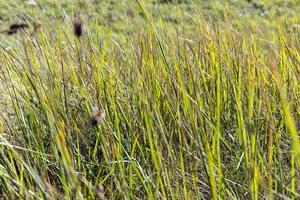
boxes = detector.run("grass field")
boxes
[0,0,300,199]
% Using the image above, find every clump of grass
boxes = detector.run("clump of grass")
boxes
[0,1,299,199]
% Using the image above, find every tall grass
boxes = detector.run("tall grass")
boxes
[0,2,299,199]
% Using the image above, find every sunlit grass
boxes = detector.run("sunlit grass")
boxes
[0,0,299,199]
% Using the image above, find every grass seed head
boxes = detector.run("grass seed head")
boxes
[1,22,29,35]
[88,106,105,127]
[9,23,29,30]
[72,10,83,38]
[33,20,42,31]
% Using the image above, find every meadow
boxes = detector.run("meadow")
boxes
[0,0,300,199]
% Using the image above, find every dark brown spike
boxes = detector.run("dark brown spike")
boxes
[88,106,105,127]
[72,9,83,38]
[1,22,29,35]
[9,23,29,30]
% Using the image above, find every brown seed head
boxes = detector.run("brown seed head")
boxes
[9,23,29,30]
[72,19,82,38]
[88,106,105,127]
[0,22,29,35]
[72,9,82,38]
[33,20,42,31]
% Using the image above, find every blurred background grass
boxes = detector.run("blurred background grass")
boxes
[0,0,300,40]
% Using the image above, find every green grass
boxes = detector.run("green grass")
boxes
[0,0,299,199]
